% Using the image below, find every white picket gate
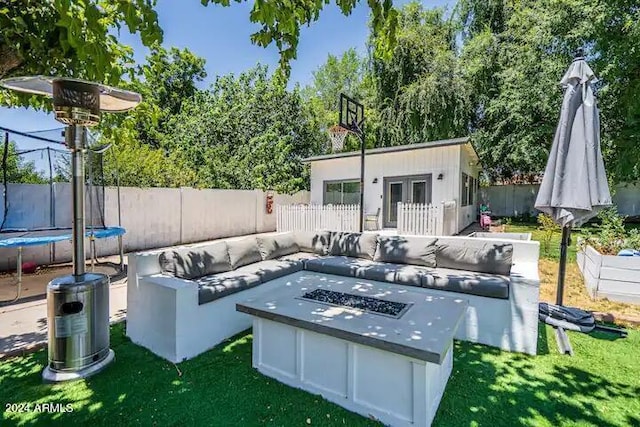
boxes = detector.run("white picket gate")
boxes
[397,201,456,236]
[276,204,360,232]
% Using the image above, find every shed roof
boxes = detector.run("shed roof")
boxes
[302,136,474,163]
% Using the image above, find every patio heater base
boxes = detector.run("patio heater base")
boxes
[42,349,114,383]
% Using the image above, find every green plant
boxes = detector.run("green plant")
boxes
[537,213,561,255]
[581,208,640,255]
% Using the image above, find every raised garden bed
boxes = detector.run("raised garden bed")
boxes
[577,244,640,305]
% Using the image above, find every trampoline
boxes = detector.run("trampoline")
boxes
[1,127,126,304]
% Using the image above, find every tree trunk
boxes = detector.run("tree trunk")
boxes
[0,45,24,80]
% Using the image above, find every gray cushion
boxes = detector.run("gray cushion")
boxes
[422,268,509,299]
[197,271,261,304]
[329,232,379,260]
[277,252,322,267]
[374,236,437,267]
[159,242,231,280]
[235,259,303,283]
[436,243,513,276]
[294,230,331,255]
[355,262,432,288]
[305,256,361,277]
[257,233,299,260]
[227,237,263,269]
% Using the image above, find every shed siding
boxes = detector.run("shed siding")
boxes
[309,144,465,228]
[458,144,482,231]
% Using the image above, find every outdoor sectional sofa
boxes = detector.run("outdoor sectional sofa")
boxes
[127,231,540,363]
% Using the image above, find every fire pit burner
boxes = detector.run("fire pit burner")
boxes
[300,289,411,318]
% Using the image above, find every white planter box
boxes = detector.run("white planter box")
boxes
[577,244,640,305]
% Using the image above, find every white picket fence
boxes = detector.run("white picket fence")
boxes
[276,204,360,232]
[397,201,456,236]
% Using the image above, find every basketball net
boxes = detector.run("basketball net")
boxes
[328,125,348,152]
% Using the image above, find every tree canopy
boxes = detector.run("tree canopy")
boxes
[1,0,399,109]
[200,0,398,77]
[3,0,639,189]
[456,0,640,183]
[0,0,163,107]
[1,141,46,184]
[164,65,324,192]
[371,3,470,146]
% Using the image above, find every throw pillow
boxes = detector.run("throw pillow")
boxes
[374,236,437,267]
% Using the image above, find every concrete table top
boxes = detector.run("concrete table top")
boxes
[237,272,468,364]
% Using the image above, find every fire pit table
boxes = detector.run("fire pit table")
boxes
[236,272,468,427]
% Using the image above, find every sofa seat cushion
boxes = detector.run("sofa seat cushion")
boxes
[422,268,509,299]
[374,236,437,267]
[355,262,432,288]
[304,256,363,277]
[257,233,299,260]
[197,271,262,305]
[235,259,303,283]
[159,241,231,280]
[329,232,379,260]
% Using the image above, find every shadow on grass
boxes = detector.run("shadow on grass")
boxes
[435,324,640,426]
[0,323,378,426]
[2,323,639,427]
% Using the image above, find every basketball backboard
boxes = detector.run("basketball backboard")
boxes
[338,93,364,135]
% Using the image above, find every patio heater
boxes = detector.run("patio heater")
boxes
[0,76,141,382]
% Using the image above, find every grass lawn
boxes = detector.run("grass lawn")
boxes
[1,322,639,427]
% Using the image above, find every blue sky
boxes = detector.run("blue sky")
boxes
[0,0,452,145]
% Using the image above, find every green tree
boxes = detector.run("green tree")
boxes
[0,0,163,107]
[0,141,46,183]
[165,65,325,192]
[371,2,470,147]
[303,48,372,151]
[592,0,640,182]
[201,0,398,77]
[1,0,399,107]
[457,0,640,183]
[127,46,207,149]
[304,49,366,122]
[93,47,207,186]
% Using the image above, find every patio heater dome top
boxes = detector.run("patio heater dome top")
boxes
[0,76,142,126]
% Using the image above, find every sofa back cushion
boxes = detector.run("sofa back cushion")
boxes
[257,233,300,260]
[294,230,331,255]
[329,232,378,260]
[374,236,437,267]
[227,237,263,269]
[436,243,513,275]
[159,241,231,279]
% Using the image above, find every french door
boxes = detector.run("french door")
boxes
[383,174,432,227]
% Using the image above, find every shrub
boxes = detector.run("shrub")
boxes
[537,213,560,255]
[580,208,640,255]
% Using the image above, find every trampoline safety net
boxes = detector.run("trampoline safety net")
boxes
[1,128,108,232]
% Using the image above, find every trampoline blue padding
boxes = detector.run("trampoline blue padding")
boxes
[0,226,126,248]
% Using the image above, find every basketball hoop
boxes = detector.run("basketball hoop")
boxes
[328,125,348,152]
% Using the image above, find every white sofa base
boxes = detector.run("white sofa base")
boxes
[128,271,539,364]
[252,317,453,427]
[126,235,540,362]
[127,252,299,363]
